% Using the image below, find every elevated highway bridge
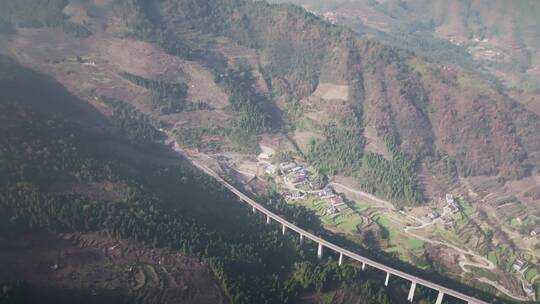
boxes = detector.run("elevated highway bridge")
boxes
[174,144,490,304]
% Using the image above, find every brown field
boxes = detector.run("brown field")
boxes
[312,82,349,101]
[293,130,324,154]
[363,125,391,160]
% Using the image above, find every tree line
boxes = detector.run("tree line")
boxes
[217,65,272,134]
[307,116,366,176]
[119,72,188,114]
[0,66,402,304]
[102,97,164,145]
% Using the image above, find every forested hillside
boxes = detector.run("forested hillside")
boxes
[0,56,446,303]
[271,0,540,93]
[0,0,538,302]
[113,0,540,206]
[6,0,538,207]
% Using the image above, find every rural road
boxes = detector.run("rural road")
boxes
[328,181,528,301]
[168,139,527,302]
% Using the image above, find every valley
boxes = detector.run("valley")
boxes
[185,137,537,302]
[0,0,539,303]
[270,0,540,95]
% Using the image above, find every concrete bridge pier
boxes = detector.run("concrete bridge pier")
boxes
[317,243,323,260]
[338,252,343,266]
[282,224,286,235]
[299,234,304,245]
[407,282,416,302]
[266,214,271,224]
[252,206,256,213]
[384,272,390,286]
[435,291,444,304]
[362,262,366,271]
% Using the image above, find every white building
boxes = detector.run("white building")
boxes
[428,211,440,220]
[290,166,304,173]
[327,206,339,215]
[265,164,278,175]
[279,162,296,173]
[318,187,334,197]
[512,259,529,273]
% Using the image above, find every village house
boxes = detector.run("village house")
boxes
[523,281,534,296]
[279,162,296,173]
[327,205,340,216]
[318,187,334,197]
[428,211,440,220]
[530,227,540,237]
[449,202,460,213]
[512,259,529,273]
[290,166,304,174]
[329,196,344,207]
[295,180,310,188]
[443,194,460,214]
[284,191,304,200]
[286,174,306,184]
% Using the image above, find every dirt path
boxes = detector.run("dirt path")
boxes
[402,210,530,301]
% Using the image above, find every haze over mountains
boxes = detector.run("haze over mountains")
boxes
[271,0,540,94]
[0,0,539,303]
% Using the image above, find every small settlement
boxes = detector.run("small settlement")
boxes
[512,258,529,274]
[421,194,462,229]
[443,194,461,214]
[263,160,346,216]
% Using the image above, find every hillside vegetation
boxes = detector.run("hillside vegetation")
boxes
[6,0,537,206]
[0,0,538,302]
[0,56,443,304]
[119,0,540,206]
[272,0,540,93]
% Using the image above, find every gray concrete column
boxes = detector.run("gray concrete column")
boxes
[384,272,390,286]
[299,234,304,245]
[435,291,444,304]
[407,281,416,302]
[266,214,271,224]
[338,252,343,266]
[282,224,286,235]
[317,243,323,259]
[362,262,366,270]
[252,206,256,213]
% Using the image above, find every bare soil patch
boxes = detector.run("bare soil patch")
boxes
[293,130,324,155]
[363,125,391,160]
[312,82,349,101]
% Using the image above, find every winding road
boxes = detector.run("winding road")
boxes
[331,181,529,301]
[403,218,529,302]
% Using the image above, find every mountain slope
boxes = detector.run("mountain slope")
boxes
[0,0,538,302]
[138,0,540,190]
[271,0,540,93]
[0,55,439,303]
